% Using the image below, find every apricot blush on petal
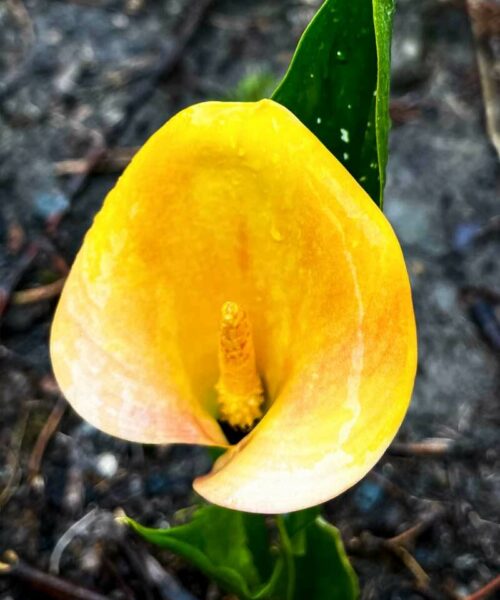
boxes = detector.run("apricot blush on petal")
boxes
[50,99,417,513]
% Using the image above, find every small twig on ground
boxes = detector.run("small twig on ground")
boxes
[28,395,66,483]
[390,545,430,589]
[464,575,500,600]
[12,277,66,306]
[387,506,445,548]
[389,437,491,459]
[0,550,109,600]
[348,506,444,591]
[348,529,432,590]
[54,147,139,176]
[389,438,456,457]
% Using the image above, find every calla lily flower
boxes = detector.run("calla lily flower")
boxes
[50,99,416,514]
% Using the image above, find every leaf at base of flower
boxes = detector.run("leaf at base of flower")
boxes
[284,515,359,600]
[123,506,281,600]
[124,505,358,600]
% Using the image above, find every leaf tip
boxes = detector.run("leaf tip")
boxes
[113,507,129,526]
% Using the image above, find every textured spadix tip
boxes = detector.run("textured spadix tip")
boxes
[51,99,416,513]
[221,301,240,324]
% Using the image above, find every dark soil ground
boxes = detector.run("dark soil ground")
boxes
[0,1,499,599]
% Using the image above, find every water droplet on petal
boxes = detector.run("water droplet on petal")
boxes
[270,224,284,242]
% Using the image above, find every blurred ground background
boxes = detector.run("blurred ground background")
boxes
[0,0,499,599]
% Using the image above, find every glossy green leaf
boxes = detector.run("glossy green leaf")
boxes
[123,506,282,600]
[272,0,394,207]
[282,507,320,555]
[285,516,359,600]
[125,506,358,600]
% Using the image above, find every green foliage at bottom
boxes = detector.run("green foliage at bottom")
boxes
[123,504,358,600]
[282,510,359,600]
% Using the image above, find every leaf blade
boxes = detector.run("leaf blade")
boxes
[286,516,359,600]
[272,0,394,208]
[123,506,279,600]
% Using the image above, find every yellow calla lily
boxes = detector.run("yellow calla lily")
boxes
[50,99,417,514]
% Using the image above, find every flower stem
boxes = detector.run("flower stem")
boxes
[276,515,295,600]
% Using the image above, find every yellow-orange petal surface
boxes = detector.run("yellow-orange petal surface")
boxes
[50,99,416,512]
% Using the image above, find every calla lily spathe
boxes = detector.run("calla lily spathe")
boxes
[50,99,416,514]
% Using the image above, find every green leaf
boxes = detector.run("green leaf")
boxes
[123,506,282,600]
[125,507,358,600]
[284,515,359,600]
[272,0,394,208]
[283,507,320,555]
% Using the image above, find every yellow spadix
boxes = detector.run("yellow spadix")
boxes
[50,99,416,514]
